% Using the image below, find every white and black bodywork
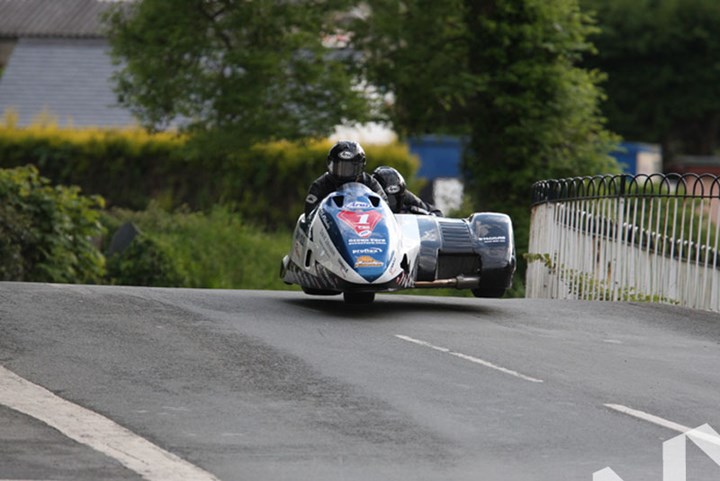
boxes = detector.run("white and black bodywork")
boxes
[281,183,516,303]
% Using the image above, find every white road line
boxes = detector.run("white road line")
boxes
[395,335,544,383]
[605,404,720,447]
[0,366,221,481]
[605,404,691,433]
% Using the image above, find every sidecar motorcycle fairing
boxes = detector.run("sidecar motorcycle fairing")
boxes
[280,183,515,303]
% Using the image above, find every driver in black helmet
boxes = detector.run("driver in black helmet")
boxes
[304,140,387,217]
[372,166,443,216]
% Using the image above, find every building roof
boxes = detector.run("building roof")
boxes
[0,37,136,127]
[0,0,125,38]
[668,155,720,176]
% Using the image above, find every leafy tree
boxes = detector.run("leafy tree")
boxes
[350,0,473,136]
[462,1,619,212]
[581,0,720,159]
[353,0,619,291]
[105,0,375,148]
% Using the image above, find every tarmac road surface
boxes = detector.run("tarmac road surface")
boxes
[1,282,720,481]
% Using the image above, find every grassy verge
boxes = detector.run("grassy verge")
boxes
[104,205,297,291]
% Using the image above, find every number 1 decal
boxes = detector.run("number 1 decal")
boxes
[338,211,382,238]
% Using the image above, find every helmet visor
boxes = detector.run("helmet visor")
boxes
[330,159,364,180]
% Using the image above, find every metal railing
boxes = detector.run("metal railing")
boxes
[526,174,720,311]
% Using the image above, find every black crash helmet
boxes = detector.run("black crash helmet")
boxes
[327,141,366,181]
[372,165,406,212]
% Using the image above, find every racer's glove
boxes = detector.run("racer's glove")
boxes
[408,205,431,215]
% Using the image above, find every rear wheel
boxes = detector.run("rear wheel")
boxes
[472,288,506,298]
[343,292,376,304]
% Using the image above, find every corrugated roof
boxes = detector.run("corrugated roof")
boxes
[0,0,128,38]
[0,38,137,127]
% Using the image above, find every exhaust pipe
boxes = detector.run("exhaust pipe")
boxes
[414,275,481,289]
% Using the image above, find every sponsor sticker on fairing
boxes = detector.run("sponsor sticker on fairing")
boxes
[294,230,307,247]
[345,201,371,210]
[319,210,332,229]
[479,236,507,244]
[355,256,383,268]
[352,247,383,255]
[348,237,387,245]
[337,260,349,274]
[317,229,335,254]
[388,253,397,271]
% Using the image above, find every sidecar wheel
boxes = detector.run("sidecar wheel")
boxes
[343,292,375,304]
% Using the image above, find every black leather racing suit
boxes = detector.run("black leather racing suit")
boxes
[304,173,388,217]
[396,191,443,216]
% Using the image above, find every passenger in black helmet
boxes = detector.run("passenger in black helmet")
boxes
[304,140,387,217]
[372,166,442,216]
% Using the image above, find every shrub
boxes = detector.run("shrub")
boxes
[106,232,187,287]
[0,165,105,283]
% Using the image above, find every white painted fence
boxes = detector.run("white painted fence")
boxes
[526,174,720,312]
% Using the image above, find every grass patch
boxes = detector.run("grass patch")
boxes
[104,204,297,291]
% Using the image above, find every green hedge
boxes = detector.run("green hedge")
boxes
[0,124,418,228]
[221,140,418,227]
[0,126,196,210]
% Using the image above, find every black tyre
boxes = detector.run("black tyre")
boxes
[343,291,376,304]
[302,287,341,296]
[471,288,506,298]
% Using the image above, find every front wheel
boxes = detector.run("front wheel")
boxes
[472,288,505,298]
[302,287,341,296]
[343,292,375,304]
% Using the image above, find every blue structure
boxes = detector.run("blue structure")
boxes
[408,135,464,179]
[408,137,663,178]
[611,142,662,175]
